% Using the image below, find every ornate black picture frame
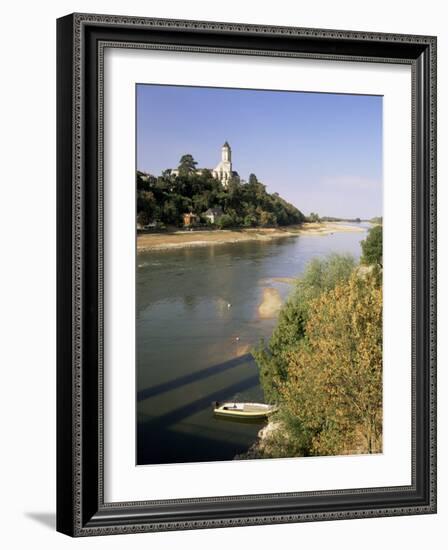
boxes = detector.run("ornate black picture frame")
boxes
[57,13,437,537]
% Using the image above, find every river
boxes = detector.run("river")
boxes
[136,224,369,464]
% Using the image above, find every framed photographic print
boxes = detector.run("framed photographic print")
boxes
[56,13,437,536]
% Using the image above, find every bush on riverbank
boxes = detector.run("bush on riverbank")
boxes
[278,270,382,456]
[253,254,356,402]
[361,224,383,267]
[251,252,383,458]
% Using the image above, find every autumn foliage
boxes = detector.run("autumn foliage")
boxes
[254,254,356,403]
[252,253,383,459]
[278,271,382,456]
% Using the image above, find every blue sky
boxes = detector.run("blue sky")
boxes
[136,84,382,218]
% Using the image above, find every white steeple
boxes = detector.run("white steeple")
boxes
[222,141,231,162]
[170,141,239,187]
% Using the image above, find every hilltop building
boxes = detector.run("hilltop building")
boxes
[171,142,239,188]
[211,142,239,186]
[204,207,223,224]
[182,212,199,227]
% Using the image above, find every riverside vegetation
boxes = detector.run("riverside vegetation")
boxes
[249,224,383,458]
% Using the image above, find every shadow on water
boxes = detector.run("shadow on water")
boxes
[213,414,267,426]
[139,373,260,432]
[137,373,261,464]
[137,425,249,465]
[137,353,253,402]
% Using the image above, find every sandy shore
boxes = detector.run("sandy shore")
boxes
[137,222,365,252]
[137,222,366,252]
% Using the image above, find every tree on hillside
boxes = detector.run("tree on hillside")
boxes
[243,213,258,227]
[162,200,179,225]
[137,211,149,227]
[137,190,157,221]
[177,154,198,176]
[259,210,277,227]
[248,173,258,185]
[200,168,213,179]
[217,213,235,229]
[361,224,382,266]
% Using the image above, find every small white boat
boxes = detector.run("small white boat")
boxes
[213,401,277,419]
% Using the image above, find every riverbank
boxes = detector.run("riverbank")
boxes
[235,420,286,460]
[137,222,366,252]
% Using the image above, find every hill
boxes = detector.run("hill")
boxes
[136,165,305,229]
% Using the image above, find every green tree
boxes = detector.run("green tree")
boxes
[248,173,258,185]
[137,211,149,227]
[137,190,157,221]
[162,200,179,225]
[192,193,209,214]
[217,213,235,228]
[177,154,198,176]
[307,212,320,223]
[243,213,258,227]
[259,210,277,226]
[361,224,383,266]
[136,171,149,191]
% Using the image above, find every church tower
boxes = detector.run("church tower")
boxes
[212,141,239,188]
[222,141,231,162]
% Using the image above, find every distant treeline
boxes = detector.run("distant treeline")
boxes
[320,216,362,223]
[137,155,305,228]
[308,214,381,224]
